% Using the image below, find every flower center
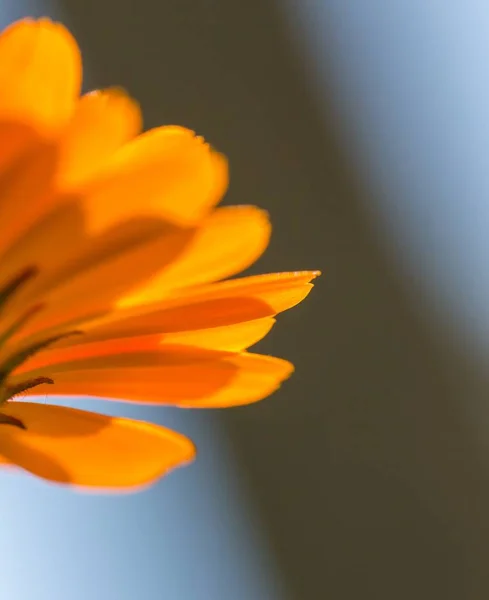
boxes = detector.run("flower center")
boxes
[0,267,79,429]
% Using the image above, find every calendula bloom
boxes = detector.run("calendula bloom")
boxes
[0,18,318,491]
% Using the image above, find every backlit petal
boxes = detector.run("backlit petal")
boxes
[160,318,276,351]
[0,19,81,133]
[0,141,57,258]
[13,319,275,371]
[13,350,294,408]
[81,126,227,230]
[0,19,82,257]
[0,402,195,489]
[160,271,320,314]
[57,89,142,189]
[0,126,225,276]
[36,271,319,347]
[119,205,271,307]
[3,206,271,341]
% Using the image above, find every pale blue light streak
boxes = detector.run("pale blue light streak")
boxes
[286,0,489,357]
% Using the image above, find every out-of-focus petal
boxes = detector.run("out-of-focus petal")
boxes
[0,18,82,257]
[0,19,81,133]
[57,89,142,189]
[81,126,227,229]
[0,402,195,489]
[0,142,58,258]
[0,125,226,274]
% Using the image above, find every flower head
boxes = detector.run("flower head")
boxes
[0,18,319,491]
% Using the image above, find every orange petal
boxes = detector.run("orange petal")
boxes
[14,350,294,408]
[160,318,276,351]
[81,126,227,230]
[0,19,81,134]
[0,141,58,259]
[14,319,276,372]
[40,271,319,347]
[0,402,195,489]
[56,89,142,189]
[0,19,81,256]
[208,152,229,208]
[0,125,224,270]
[0,123,45,175]
[162,270,321,314]
[0,206,189,313]
[119,206,271,307]
[2,271,317,363]
[3,206,270,340]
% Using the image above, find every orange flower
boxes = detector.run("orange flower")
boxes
[0,18,319,491]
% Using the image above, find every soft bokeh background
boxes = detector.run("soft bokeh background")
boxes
[3,1,489,599]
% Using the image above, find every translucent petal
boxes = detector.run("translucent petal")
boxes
[57,89,142,189]
[0,402,195,489]
[0,19,81,133]
[13,350,294,408]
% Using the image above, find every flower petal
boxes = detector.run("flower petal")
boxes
[160,318,275,351]
[56,89,142,189]
[0,141,58,259]
[0,206,189,318]
[0,19,82,257]
[14,318,276,373]
[80,125,227,229]
[42,271,319,347]
[13,350,293,408]
[0,402,195,489]
[3,206,270,341]
[159,270,320,315]
[0,123,44,175]
[0,19,81,133]
[119,205,271,307]
[0,125,225,274]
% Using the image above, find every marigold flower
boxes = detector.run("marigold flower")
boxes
[0,18,319,491]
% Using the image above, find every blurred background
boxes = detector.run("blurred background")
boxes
[3,0,489,598]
